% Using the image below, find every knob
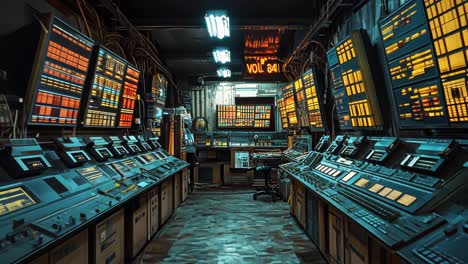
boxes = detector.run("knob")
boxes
[95,208,100,213]
[444,224,457,236]
[36,235,44,245]
[108,201,112,206]
[68,216,75,225]
[6,234,15,243]
[80,213,87,220]
[52,223,60,231]
[463,221,468,233]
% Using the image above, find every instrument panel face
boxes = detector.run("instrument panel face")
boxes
[299,70,325,131]
[82,46,126,128]
[327,31,383,130]
[29,18,94,126]
[0,186,37,216]
[216,105,273,129]
[379,0,468,129]
[277,97,289,129]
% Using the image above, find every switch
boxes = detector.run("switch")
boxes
[108,201,112,207]
[80,213,87,221]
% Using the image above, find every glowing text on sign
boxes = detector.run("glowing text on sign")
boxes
[245,57,281,75]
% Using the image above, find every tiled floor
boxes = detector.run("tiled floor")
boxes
[134,187,327,264]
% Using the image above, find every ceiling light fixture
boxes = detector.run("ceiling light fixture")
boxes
[205,10,230,39]
[213,48,231,64]
[217,68,231,78]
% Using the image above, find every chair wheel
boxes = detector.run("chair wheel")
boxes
[253,194,257,200]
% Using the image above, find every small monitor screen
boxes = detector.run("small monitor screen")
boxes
[0,187,37,216]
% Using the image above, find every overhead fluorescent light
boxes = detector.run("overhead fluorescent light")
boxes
[205,10,230,39]
[213,48,231,64]
[217,68,231,78]
[234,83,258,89]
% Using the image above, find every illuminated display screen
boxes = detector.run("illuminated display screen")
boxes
[380,2,430,61]
[327,31,383,129]
[118,65,140,128]
[217,105,272,129]
[294,78,308,127]
[77,166,108,184]
[0,187,37,216]
[283,83,298,127]
[29,18,94,126]
[277,97,289,129]
[83,46,126,127]
[111,159,138,176]
[379,0,468,128]
[423,0,468,125]
[302,70,324,130]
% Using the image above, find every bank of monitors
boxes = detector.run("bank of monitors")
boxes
[379,0,468,129]
[82,46,139,128]
[283,83,298,127]
[277,97,289,129]
[302,69,325,131]
[216,105,273,130]
[28,18,94,126]
[327,30,383,130]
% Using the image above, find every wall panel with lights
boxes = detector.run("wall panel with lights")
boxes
[379,0,468,129]
[327,30,384,130]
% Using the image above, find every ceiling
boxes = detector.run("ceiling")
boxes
[118,0,328,83]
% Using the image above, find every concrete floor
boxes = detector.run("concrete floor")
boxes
[134,187,327,264]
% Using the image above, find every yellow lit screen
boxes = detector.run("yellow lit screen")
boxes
[380,2,430,61]
[283,83,298,126]
[0,187,37,216]
[77,166,107,184]
[424,0,468,125]
[328,32,382,130]
[394,80,448,127]
[303,70,324,130]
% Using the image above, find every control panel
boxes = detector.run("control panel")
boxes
[0,138,51,177]
[0,136,189,264]
[282,135,312,161]
[280,135,468,253]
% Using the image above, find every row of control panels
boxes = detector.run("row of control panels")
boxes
[0,135,188,263]
[193,131,288,148]
[280,134,467,263]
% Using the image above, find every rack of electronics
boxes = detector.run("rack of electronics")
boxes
[278,0,468,263]
[0,16,189,264]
